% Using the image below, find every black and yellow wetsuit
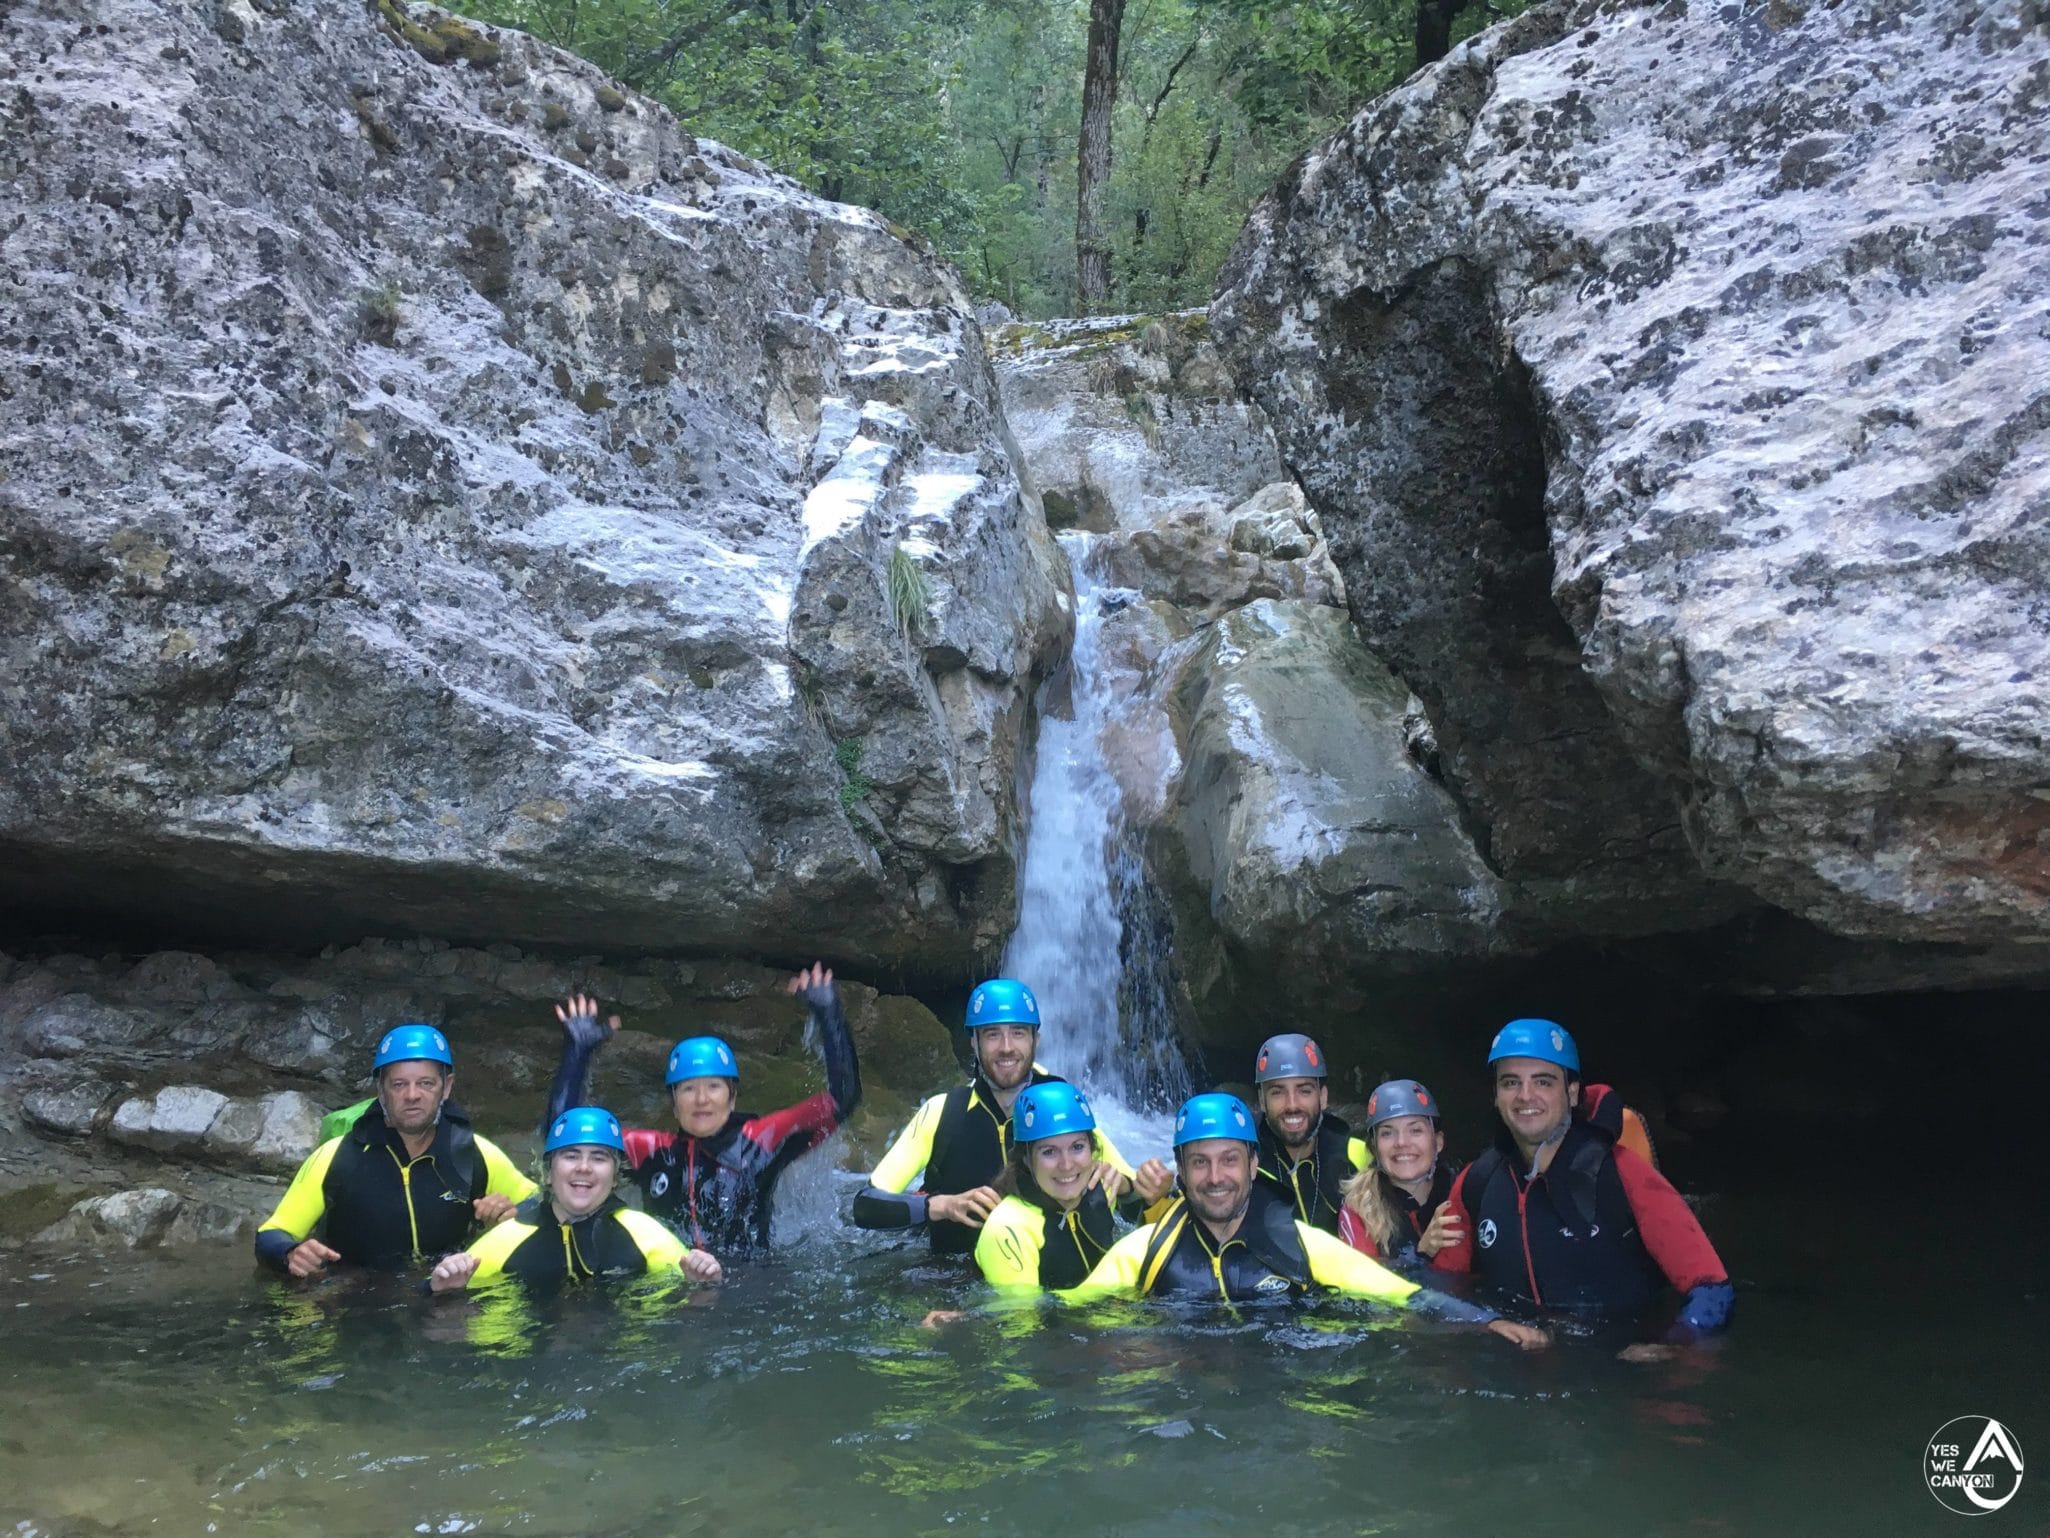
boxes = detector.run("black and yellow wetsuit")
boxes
[462,1193,693,1282]
[1063,1181,1498,1325]
[854,1067,1136,1255]
[974,1159,1149,1290]
[1255,1111,1368,1232]
[254,1102,534,1271]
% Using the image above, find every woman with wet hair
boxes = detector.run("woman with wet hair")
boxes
[1338,1079,1461,1266]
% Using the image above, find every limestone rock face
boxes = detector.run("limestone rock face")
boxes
[0,0,1064,970]
[1214,0,2050,963]
[993,312,1284,531]
[1152,600,1512,1024]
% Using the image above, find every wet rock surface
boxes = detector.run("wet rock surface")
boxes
[0,0,1065,972]
[1151,600,1514,1026]
[1214,0,2050,973]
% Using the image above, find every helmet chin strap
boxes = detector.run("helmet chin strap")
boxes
[1523,1120,1568,1180]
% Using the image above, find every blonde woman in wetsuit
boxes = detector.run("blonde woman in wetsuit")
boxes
[1338,1079,1463,1266]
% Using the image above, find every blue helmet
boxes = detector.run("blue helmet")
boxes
[544,1106,625,1156]
[1173,1092,1258,1148]
[372,1024,452,1073]
[966,978,1041,1032]
[1487,1018,1580,1074]
[1013,1081,1096,1143]
[665,1035,740,1086]
[1365,1078,1440,1131]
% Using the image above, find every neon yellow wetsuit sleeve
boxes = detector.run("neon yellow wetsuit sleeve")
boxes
[1056,1222,1154,1302]
[464,1213,540,1281]
[257,1137,343,1241]
[473,1134,538,1203]
[867,1092,949,1192]
[614,1208,691,1270]
[1301,1223,1420,1305]
[975,1195,1049,1287]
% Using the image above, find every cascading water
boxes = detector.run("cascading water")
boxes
[1001,533,1193,1147]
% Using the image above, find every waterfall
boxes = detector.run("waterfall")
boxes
[1002,534,1192,1150]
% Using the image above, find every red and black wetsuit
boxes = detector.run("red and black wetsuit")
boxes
[1337,1162,1453,1265]
[544,983,859,1256]
[1431,1084,1731,1335]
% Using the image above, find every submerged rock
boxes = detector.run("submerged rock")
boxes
[34,1188,248,1249]
[1214,0,2050,975]
[0,0,1064,971]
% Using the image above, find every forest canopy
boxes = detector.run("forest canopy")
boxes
[461,0,1521,317]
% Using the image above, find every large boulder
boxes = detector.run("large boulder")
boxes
[0,0,1065,971]
[1214,0,2050,976]
[1151,600,1514,1030]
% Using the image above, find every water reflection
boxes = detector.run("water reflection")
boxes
[0,1207,2042,1538]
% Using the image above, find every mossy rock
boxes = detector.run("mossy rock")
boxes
[0,1181,103,1242]
[593,86,627,112]
[375,0,502,67]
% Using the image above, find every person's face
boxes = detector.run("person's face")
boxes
[1259,1077,1327,1148]
[1493,1058,1579,1151]
[1178,1139,1256,1229]
[974,1024,1037,1092]
[548,1145,620,1219]
[377,1062,450,1139]
[670,1077,736,1139]
[1372,1115,1444,1186]
[1028,1132,1096,1210]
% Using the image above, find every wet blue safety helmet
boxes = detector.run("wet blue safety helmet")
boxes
[666,1035,740,1086]
[371,1024,452,1073]
[1364,1078,1440,1131]
[966,978,1041,1032]
[1173,1092,1258,1148]
[1013,1081,1096,1143]
[1487,1018,1580,1075]
[545,1106,626,1156]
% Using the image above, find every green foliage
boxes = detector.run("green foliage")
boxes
[456,0,1528,317]
[357,278,403,343]
[834,736,873,814]
[886,543,932,638]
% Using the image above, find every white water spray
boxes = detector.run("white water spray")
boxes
[1002,534,1190,1150]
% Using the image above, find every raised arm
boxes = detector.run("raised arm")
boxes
[789,962,861,1123]
[542,993,619,1133]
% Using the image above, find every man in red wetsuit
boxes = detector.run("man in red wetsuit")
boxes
[543,963,859,1257]
[1431,1018,1732,1346]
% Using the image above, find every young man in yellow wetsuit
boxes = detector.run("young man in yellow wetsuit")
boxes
[1252,1032,1369,1232]
[1061,1093,1548,1351]
[428,1108,723,1290]
[853,979,1171,1254]
[255,1025,535,1276]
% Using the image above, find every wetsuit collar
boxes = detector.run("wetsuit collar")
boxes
[969,1064,1048,1116]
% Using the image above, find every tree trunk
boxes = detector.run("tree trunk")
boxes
[1075,0,1126,313]
[1415,0,1474,66]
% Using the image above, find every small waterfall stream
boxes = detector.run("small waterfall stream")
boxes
[1001,534,1192,1146]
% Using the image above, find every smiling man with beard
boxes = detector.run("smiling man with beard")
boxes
[1060,1093,1547,1350]
[854,979,1170,1255]
[1252,1032,1368,1232]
